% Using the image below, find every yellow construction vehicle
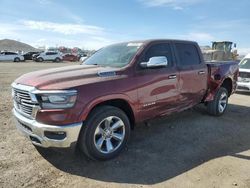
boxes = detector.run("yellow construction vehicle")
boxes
[202,41,238,61]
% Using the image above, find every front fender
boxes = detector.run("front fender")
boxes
[78,93,137,122]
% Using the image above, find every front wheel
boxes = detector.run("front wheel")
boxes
[55,57,61,62]
[207,87,228,116]
[37,57,44,62]
[78,106,131,160]
[14,57,20,62]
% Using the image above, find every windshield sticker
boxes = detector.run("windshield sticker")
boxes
[127,43,143,47]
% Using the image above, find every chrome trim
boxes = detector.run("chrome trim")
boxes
[11,82,77,119]
[12,83,39,119]
[12,82,77,95]
[13,108,82,148]
[198,71,206,75]
[141,56,168,68]
[32,90,77,94]
[168,75,177,79]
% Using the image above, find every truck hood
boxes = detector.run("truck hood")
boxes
[14,64,121,90]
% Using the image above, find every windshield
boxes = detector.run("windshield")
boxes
[84,42,143,68]
[239,58,250,69]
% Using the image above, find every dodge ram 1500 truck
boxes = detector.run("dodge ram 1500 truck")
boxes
[12,39,239,160]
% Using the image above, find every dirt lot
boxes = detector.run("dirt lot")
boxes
[0,62,250,188]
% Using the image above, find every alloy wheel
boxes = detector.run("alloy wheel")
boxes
[94,116,125,154]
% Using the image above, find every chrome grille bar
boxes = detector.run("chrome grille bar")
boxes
[12,83,39,119]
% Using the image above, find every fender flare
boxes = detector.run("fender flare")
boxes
[204,76,233,102]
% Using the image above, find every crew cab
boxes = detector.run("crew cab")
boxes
[0,51,24,62]
[237,54,250,92]
[35,51,62,62]
[12,40,239,160]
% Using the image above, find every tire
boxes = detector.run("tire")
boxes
[38,57,44,62]
[14,57,20,62]
[78,106,131,160]
[55,58,61,62]
[207,87,228,116]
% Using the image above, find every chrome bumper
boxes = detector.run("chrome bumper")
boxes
[237,81,250,92]
[13,108,82,148]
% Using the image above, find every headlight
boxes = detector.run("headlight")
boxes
[36,91,77,109]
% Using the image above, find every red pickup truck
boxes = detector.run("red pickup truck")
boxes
[12,39,239,160]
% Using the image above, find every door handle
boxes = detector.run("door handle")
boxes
[198,71,205,75]
[168,75,177,79]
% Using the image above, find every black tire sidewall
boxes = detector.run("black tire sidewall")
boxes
[79,106,131,160]
[14,57,20,62]
[208,87,228,116]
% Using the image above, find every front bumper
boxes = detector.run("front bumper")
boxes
[13,108,82,148]
[237,81,250,92]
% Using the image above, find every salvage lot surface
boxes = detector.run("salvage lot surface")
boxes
[0,62,250,188]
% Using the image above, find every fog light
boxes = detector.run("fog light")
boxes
[44,131,66,140]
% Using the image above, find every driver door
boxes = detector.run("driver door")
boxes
[136,42,180,121]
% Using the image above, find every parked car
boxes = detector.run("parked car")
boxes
[79,55,88,63]
[32,52,42,61]
[77,53,87,61]
[12,39,239,160]
[0,51,24,62]
[237,53,250,92]
[62,53,78,62]
[23,52,40,60]
[35,51,62,62]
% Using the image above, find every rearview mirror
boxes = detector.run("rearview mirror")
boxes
[140,56,168,68]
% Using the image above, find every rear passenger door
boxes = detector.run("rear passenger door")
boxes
[174,42,207,106]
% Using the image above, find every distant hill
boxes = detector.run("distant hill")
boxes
[0,39,39,52]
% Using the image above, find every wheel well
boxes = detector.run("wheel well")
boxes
[221,78,232,96]
[92,99,135,129]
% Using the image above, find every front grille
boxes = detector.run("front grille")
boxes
[239,72,250,78]
[13,88,37,117]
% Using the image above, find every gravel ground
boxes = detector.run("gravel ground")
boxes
[0,62,250,188]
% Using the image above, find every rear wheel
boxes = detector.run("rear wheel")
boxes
[207,87,228,116]
[14,57,20,62]
[78,106,131,160]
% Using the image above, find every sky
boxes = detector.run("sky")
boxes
[0,0,250,54]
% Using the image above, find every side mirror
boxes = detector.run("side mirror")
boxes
[140,56,168,68]
[234,43,237,48]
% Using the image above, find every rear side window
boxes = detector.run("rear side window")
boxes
[175,43,201,67]
[6,52,16,55]
[46,52,56,55]
[143,43,173,66]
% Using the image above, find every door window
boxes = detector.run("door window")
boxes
[175,43,201,67]
[142,43,173,67]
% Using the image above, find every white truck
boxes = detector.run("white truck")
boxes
[237,54,250,92]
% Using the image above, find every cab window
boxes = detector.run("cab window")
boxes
[175,43,201,67]
[142,43,173,67]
